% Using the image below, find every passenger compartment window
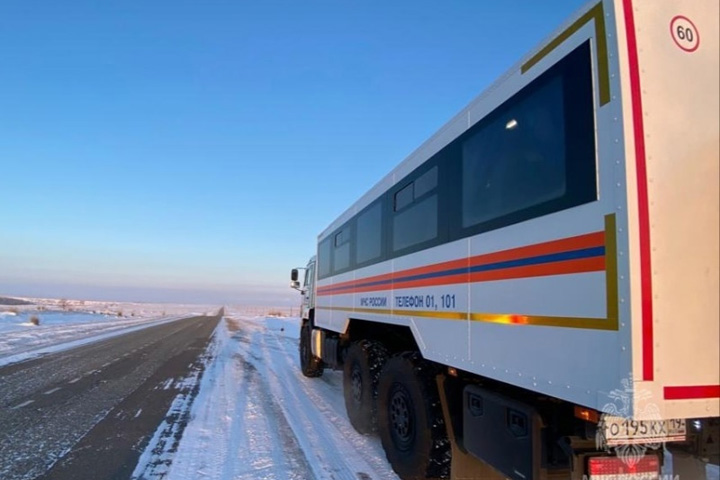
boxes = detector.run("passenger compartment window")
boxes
[461,41,596,232]
[414,166,437,199]
[392,166,439,252]
[318,237,332,279]
[393,196,437,251]
[333,228,351,271]
[356,202,382,264]
[394,183,414,212]
[462,76,566,227]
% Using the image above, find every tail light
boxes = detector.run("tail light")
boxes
[587,454,660,479]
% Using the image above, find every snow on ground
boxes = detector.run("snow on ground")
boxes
[136,313,720,480]
[3,296,715,479]
[136,314,399,480]
[0,298,217,367]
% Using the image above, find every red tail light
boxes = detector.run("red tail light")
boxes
[588,455,659,479]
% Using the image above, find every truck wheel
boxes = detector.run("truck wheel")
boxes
[343,340,389,434]
[299,322,323,377]
[377,352,450,479]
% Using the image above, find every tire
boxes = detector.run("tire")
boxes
[299,321,323,377]
[343,340,389,434]
[377,352,450,479]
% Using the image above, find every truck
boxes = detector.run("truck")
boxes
[291,1,719,478]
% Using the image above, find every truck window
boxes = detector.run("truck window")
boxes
[333,228,351,271]
[462,75,567,227]
[461,40,596,232]
[392,166,439,252]
[318,238,332,279]
[356,201,382,264]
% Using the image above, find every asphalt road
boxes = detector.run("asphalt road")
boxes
[0,314,221,480]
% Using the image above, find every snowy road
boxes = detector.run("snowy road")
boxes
[137,315,399,480]
[0,314,220,480]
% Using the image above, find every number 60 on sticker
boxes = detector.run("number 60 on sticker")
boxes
[670,15,700,53]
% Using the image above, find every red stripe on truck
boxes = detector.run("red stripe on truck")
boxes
[664,385,720,400]
[623,0,654,381]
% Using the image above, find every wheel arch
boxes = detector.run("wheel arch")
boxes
[344,318,420,355]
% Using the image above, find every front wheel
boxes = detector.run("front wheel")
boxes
[299,321,323,377]
[377,352,450,479]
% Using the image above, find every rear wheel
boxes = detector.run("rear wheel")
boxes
[343,340,389,434]
[299,321,323,377]
[377,352,450,479]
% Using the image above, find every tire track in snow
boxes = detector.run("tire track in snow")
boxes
[263,328,395,477]
[238,320,398,480]
[145,317,397,480]
[152,319,313,480]
[227,356,314,480]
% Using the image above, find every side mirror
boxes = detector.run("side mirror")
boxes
[291,269,299,282]
[291,280,300,289]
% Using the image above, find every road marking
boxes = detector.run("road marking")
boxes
[44,387,61,395]
[11,400,35,409]
[134,408,142,418]
[69,377,81,384]
[101,362,111,368]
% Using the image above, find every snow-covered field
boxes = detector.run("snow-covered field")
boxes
[0,297,216,367]
[135,313,399,480]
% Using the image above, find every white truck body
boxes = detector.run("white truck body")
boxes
[313,0,719,421]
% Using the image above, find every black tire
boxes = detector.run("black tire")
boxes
[343,340,389,434]
[299,321,323,377]
[377,352,450,479]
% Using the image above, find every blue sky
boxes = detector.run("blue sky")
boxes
[0,0,588,305]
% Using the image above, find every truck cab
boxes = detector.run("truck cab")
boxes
[291,256,325,378]
[291,255,316,323]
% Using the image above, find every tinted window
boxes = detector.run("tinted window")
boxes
[462,76,566,227]
[394,183,414,211]
[392,165,440,253]
[356,202,382,264]
[318,238,332,278]
[333,228,350,271]
[334,242,350,271]
[335,229,350,247]
[393,195,437,251]
[414,166,438,199]
[460,41,596,231]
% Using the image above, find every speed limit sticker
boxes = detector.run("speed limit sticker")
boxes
[670,16,699,52]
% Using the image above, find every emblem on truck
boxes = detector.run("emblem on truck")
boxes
[597,376,686,468]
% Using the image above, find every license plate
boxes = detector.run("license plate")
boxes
[602,416,686,446]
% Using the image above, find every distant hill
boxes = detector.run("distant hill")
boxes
[0,296,33,306]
